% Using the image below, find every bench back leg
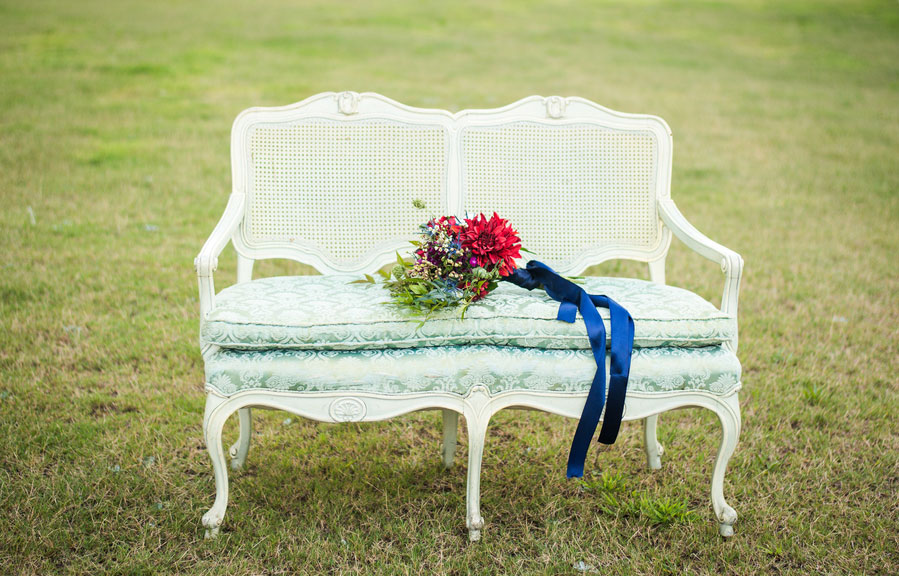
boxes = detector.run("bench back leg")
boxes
[643,415,664,470]
[441,410,459,468]
[229,408,252,471]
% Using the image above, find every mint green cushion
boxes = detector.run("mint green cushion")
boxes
[205,344,741,397]
[202,275,736,351]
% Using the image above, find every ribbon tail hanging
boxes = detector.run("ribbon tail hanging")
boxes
[504,261,635,478]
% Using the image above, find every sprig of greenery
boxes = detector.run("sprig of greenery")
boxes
[371,252,503,322]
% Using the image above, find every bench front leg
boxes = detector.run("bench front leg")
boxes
[712,393,741,537]
[463,387,492,541]
[202,395,232,539]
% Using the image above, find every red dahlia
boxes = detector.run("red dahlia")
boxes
[461,212,522,277]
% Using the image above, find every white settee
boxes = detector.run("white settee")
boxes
[195,92,743,540]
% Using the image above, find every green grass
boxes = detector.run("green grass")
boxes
[1,0,897,573]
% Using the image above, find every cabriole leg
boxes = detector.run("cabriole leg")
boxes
[464,410,490,542]
[202,399,231,539]
[643,414,664,470]
[441,410,459,468]
[229,408,252,471]
[711,394,741,537]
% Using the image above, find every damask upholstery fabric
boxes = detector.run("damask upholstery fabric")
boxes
[204,344,741,397]
[202,275,736,351]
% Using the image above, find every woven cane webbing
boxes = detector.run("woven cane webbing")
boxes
[246,118,448,265]
[461,121,659,268]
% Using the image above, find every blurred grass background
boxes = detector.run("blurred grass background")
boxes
[0,0,897,574]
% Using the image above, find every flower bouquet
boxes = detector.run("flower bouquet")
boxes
[373,208,524,317]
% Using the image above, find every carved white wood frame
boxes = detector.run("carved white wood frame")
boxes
[226,92,675,277]
[202,385,741,540]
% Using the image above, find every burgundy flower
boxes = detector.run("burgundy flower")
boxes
[461,212,522,277]
[460,279,492,301]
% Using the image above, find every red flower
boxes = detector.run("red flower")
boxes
[461,212,522,277]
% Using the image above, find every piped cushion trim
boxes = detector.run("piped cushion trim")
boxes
[205,344,742,397]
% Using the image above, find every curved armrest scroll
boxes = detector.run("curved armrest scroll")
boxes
[194,193,246,321]
[658,199,743,349]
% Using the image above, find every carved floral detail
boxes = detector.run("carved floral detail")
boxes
[329,397,366,422]
[337,91,360,115]
[545,96,567,119]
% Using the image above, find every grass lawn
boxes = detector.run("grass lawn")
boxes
[1,0,897,573]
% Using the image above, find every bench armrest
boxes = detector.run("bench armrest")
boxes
[195,193,246,322]
[658,198,743,349]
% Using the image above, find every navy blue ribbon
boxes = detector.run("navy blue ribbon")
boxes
[505,261,635,478]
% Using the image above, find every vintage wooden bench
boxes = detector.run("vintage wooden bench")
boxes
[195,92,743,540]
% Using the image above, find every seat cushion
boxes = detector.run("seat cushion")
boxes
[201,275,736,351]
[204,344,741,397]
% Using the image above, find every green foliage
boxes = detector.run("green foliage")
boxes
[383,252,502,321]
